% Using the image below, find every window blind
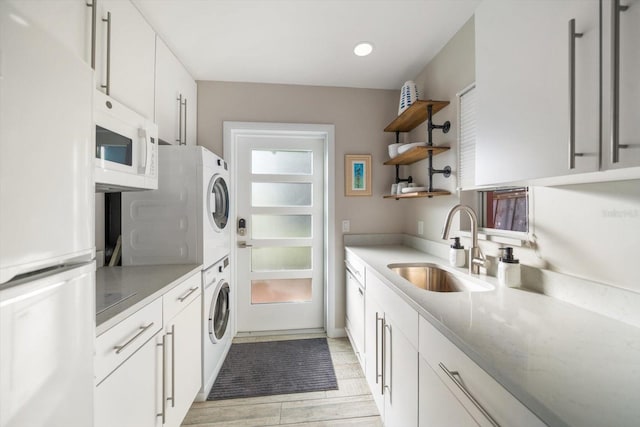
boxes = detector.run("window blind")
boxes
[458,85,476,190]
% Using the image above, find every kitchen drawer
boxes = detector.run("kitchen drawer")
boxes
[419,316,545,427]
[367,268,418,349]
[96,298,162,384]
[345,250,365,286]
[163,271,201,321]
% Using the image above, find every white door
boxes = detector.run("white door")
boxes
[235,133,325,332]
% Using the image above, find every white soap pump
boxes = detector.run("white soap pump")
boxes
[498,247,521,287]
[449,237,466,268]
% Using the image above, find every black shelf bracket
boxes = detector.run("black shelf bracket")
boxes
[425,104,451,195]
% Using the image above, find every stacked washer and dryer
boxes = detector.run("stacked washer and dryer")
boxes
[121,145,232,402]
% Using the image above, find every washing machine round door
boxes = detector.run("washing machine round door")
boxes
[208,174,229,232]
[209,280,230,343]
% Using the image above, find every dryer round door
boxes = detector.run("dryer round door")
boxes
[207,174,229,233]
[209,280,230,344]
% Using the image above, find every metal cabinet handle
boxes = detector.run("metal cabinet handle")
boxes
[178,287,199,302]
[86,0,97,69]
[380,315,386,396]
[183,98,188,145]
[384,322,392,403]
[611,0,630,163]
[439,362,500,427]
[168,325,175,407]
[238,241,253,248]
[176,94,183,144]
[101,11,111,95]
[375,312,383,392]
[157,335,166,423]
[113,322,154,354]
[568,18,584,169]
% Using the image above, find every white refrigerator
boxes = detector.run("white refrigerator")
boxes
[0,3,95,427]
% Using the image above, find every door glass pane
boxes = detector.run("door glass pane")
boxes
[251,278,312,304]
[252,150,312,175]
[251,247,311,271]
[252,215,312,239]
[252,183,312,207]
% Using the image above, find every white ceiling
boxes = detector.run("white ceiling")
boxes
[133,0,480,90]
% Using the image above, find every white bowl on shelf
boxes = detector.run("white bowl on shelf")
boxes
[388,143,405,158]
[398,142,427,155]
[402,186,427,193]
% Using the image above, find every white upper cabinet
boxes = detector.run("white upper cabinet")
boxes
[475,0,600,186]
[602,0,640,170]
[155,36,198,146]
[7,0,90,62]
[95,0,156,119]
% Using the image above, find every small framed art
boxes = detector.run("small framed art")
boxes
[345,154,372,196]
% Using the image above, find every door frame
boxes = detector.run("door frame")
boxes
[223,122,338,337]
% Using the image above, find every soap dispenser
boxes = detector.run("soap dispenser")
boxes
[449,237,465,268]
[498,247,521,287]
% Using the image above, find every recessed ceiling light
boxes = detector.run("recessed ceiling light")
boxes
[354,42,373,57]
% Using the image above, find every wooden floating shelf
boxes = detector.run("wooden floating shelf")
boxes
[384,146,450,165]
[384,100,450,133]
[383,190,451,199]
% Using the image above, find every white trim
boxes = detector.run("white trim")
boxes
[223,121,336,336]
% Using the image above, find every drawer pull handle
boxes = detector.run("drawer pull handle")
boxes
[113,322,155,354]
[178,287,199,302]
[439,362,500,427]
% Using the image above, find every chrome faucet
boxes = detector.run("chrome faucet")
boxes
[441,204,486,275]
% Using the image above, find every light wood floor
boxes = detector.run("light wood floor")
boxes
[181,333,382,427]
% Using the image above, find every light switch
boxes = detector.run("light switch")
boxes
[342,220,350,233]
[418,220,424,235]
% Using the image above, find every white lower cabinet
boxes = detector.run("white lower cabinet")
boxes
[163,294,202,427]
[364,270,418,426]
[95,330,162,427]
[345,266,365,365]
[419,317,546,427]
[96,272,202,427]
[419,357,478,427]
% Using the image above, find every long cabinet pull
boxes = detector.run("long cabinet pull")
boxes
[611,0,630,163]
[183,98,188,145]
[375,312,383,392]
[384,322,392,404]
[101,11,111,95]
[86,0,97,69]
[156,335,166,423]
[167,325,175,407]
[439,362,500,427]
[568,18,584,169]
[176,94,183,145]
[178,287,199,302]
[113,322,154,354]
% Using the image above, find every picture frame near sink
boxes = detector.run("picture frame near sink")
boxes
[345,154,372,197]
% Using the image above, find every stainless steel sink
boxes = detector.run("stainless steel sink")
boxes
[388,263,493,293]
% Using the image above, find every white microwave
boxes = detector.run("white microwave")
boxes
[94,91,158,192]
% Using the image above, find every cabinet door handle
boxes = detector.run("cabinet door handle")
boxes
[176,94,183,144]
[101,11,111,95]
[86,0,97,69]
[178,287,199,302]
[384,322,392,404]
[183,98,188,145]
[568,18,584,169]
[167,325,175,407]
[611,0,630,163]
[113,322,154,354]
[439,362,500,427]
[375,312,383,392]
[156,334,166,423]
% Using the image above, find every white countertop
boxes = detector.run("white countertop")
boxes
[96,264,201,335]
[346,244,640,427]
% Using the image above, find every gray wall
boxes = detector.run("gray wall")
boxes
[197,81,405,331]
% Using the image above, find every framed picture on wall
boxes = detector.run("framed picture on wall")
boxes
[345,154,372,196]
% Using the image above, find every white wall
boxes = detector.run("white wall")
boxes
[197,81,405,332]
[406,17,640,294]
